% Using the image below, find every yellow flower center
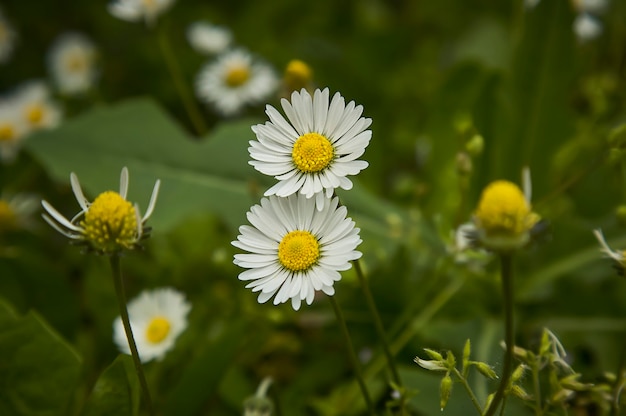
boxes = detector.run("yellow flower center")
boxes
[284,59,313,91]
[292,133,334,173]
[225,66,250,87]
[145,316,171,344]
[66,54,87,73]
[26,105,44,126]
[474,180,536,236]
[278,230,320,272]
[0,200,17,232]
[81,191,138,252]
[0,124,15,142]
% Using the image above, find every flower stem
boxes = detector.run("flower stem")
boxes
[157,26,208,136]
[109,255,154,415]
[353,259,402,388]
[484,254,515,416]
[328,296,375,415]
[452,367,483,414]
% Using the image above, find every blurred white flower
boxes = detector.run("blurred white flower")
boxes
[196,48,278,117]
[48,32,98,95]
[0,9,17,64]
[113,287,191,363]
[0,102,27,163]
[108,0,175,26]
[0,192,39,232]
[187,21,232,55]
[14,81,62,133]
[573,13,603,42]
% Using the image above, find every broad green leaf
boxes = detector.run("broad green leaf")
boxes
[26,98,259,231]
[163,320,249,416]
[26,98,417,263]
[0,300,81,416]
[81,355,140,416]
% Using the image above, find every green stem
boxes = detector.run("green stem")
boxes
[452,367,483,414]
[531,360,543,416]
[484,254,515,416]
[353,259,402,388]
[157,26,208,136]
[328,296,375,415]
[109,255,154,415]
[610,344,626,416]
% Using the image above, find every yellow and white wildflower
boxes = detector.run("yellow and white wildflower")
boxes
[41,167,160,254]
[113,287,191,362]
[233,194,362,311]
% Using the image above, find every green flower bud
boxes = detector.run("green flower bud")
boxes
[465,134,484,156]
[440,374,453,411]
[472,361,498,380]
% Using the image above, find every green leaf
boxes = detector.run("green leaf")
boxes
[163,320,249,416]
[26,97,260,231]
[0,300,81,416]
[81,355,140,416]
[26,98,416,264]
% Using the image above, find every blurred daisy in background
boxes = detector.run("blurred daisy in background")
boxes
[195,48,278,117]
[48,32,98,96]
[187,21,232,55]
[108,0,175,26]
[281,59,314,97]
[572,0,609,42]
[0,192,39,234]
[249,88,372,210]
[233,193,362,311]
[14,81,62,133]
[113,287,191,363]
[573,13,603,42]
[0,8,16,64]
[0,102,27,163]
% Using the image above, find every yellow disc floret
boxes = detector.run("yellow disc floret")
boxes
[292,133,334,173]
[0,200,17,232]
[81,191,138,252]
[278,230,320,272]
[225,66,250,87]
[0,123,15,142]
[284,59,313,92]
[26,105,44,126]
[145,316,171,344]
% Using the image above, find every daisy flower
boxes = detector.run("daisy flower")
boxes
[48,32,98,95]
[0,9,17,64]
[467,168,544,252]
[249,88,372,210]
[113,287,191,363]
[0,102,27,163]
[187,21,232,55]
[573,13,603,42]
[14,81,62,133]
[0,192,39,233]
[195,48,278,117]
[281,59,314,95]
[232,193,362,311]
[41,167,160,254]
[108,0,175,26]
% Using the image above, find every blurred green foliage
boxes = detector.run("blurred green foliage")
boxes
[1,0,626,415]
